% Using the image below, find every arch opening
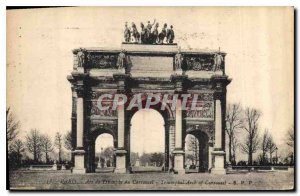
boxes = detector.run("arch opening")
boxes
[129,108,167,173]
[185,131,209,173]
[94,133,115,173]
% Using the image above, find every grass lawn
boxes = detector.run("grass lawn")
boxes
[9,170,294,191]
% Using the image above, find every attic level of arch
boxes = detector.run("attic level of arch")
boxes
[71,44,226,74]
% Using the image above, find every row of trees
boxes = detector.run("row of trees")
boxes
[130,152,164,167]
[7,108,73,168]
[226,103,294,165]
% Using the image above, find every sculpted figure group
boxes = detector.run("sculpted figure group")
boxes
[124,20,175,44]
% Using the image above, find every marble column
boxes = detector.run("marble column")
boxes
[173,98,185,174]
[73,87,86,174]
[211,98,226,174]
[208,140,214,171]
[114,102,127,173]
[168,122,175,170]
[113,73,128,174]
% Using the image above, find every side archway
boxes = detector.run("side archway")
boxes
[185,130,209,173]
[87,127,117,173]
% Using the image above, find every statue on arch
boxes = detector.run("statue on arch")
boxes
[213,51,224,71]
[77,48,86,67]
[140,22,147,44]
[152,23,159,44]
[131,22,140,43]
[166,25,175,44]
[146,19,156,43]
[117,50,127,69]
[174,50,184,70]
[158,23,167,44]
[124,22,131,43]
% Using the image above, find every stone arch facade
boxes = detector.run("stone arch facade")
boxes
[68,43,231,174]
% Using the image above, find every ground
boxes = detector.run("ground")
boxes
[9,170,294,191]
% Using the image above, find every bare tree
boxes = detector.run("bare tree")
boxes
[261,129,269,164]
[231,135,239,164]
[41,135,53,163]
[286,125,294,165]
[6,108,20,145]
[266,134,277,164]
[64,131,72,151]
[10,139,25,164]
[26,129,43,163]
[55,132,63,162]
[225,103,243,164]
[240,108,261,165]
[287,125,294,148]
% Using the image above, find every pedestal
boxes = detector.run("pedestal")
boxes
[211,151,226,174]
[72,150,86,174]
[173,149,185,174]
[174,69,183,75]
[114,149,127,173]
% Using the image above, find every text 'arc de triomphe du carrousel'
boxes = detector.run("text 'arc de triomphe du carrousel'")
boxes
[67,21,231,174]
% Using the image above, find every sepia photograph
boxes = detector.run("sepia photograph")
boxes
[6,6,294,190]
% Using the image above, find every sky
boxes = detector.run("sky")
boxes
[7,7,294,160]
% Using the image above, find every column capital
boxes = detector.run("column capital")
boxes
[75,85,85,97]
[211,75,231,94]
[113,73,131,93]
[214,91,225,100]
[171,74,188,93]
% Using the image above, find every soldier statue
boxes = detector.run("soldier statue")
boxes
[158,23,167,44]
[117,50,127,69]
[213,52,223,71]
[77,48,86,67]
[124,22,131,43]
[167,25,175,44]
[174,50,184,70]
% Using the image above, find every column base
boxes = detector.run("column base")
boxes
[211,150,226,175]
[114,168,127,174]
[114,149,127,174]
[72,150,86,174]
[173,149,185,174]
[210,168,226,175]
[73,168,87,174]
[174,69,183,75]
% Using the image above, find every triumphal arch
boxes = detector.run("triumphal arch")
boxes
[67,42,231,174]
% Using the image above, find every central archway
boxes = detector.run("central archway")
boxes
[129,108,167,173]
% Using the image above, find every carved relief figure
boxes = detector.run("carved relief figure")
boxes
[174,51,184,70]
[158,23,167,44]
[213,53,224,71]
[167,25,175,44]
[124,22,131,43]
[77,48,86,67]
